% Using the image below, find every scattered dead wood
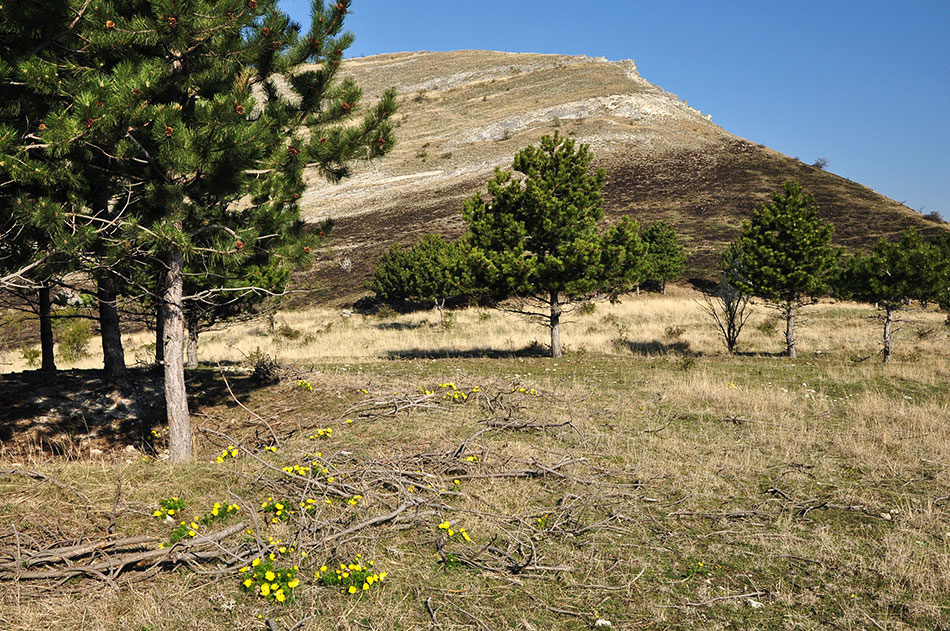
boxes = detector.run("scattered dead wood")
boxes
[0,522,247,582]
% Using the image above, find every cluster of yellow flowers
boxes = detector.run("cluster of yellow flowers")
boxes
[163,502,240,546]
[296,379,314,392]
[439,382,469,402]
[152,497,185,520]
[216,445,238,463]
[266,536,296,556]
[308,427,333,439]
[346,494,363,506]
[239,557,300,603]
[282,464,311,476]
[316,556,386,594]
[437,520,472,542]
[511,386,539,395]
[356,388,370,395]
[264,445,278,453]
[261,497,292,523]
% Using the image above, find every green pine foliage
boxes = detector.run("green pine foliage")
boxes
[371,234,464,325]
[642,220,687,293]
[728,182,836,357]
[462,134,648,357]
[837,230,941,362]
[933,233,950,313]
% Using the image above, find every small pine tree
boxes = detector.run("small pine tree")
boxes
[933,233,950,315]
[729,182,836,358]
[642,221,687,294]
[371,234,465,326]
[463,134,646,357]
[837,230,939,362]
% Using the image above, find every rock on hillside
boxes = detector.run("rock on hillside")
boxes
[297,50,947,300]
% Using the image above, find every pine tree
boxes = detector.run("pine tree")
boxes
[0,0,95,372]
[5,0,396,462]
[642,220,687,294]
[728,182,836,358]
[463,134,646,357]
[837,230,939,363]
[934,233,950,315]
[371,234,464,326]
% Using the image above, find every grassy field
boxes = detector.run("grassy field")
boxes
[0,290,948,630]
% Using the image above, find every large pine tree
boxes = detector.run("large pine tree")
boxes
[4,0,396,462]
[463,134,646,357]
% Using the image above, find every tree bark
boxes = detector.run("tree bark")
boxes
[882,307,894,364]
[163,245,192,463]
[154,302,164,367]
[185,312,199,369]
[39,285,56,373]
[784,303,797,359]
[549,290,562,358]
[97,275,126,383]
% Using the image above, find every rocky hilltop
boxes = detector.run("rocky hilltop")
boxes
[298,50,946,299]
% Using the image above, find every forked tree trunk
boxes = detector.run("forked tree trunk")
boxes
[39,285,56,373]
[784,303,797,359]
[549,290,562,358]
[97,275,126,383]
[163,245,192,463]
[185,312,199,369]
[882,307,894,364]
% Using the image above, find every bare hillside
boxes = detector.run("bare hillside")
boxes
[298,50,946,300]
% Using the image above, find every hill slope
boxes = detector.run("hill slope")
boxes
[299,50,946,300]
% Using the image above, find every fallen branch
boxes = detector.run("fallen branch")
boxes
[0,522,247,581]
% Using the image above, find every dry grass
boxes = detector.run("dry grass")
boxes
[4,286,947,372]
[1,292,949,630]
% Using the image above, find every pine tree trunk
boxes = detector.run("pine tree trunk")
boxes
[155,271,165,367]
[436,299,446,328]
[784,303,797,359]
[882,307,894,364]
[97,276,126,383]
[661,280,667,295]
[155,302,164,367]
[39,285,56,373]
[549,290,562,358]
[185,312,199,369]
[163,245,192,463]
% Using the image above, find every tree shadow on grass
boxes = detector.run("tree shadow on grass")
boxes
[373,321,430,331]
[386,343,548,360]
[732,350,789,358]
[0,365,268,459]
[615,339,702,357]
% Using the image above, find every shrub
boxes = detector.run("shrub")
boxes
[57,319,92,364]
[249,348,280,384]
[20,347,40,368]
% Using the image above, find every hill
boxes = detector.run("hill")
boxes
[297,50,947,301]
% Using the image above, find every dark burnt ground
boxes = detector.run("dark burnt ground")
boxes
[297,137,948,303]
[602,138,949,276]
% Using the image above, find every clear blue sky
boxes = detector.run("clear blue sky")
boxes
[279,0,950,220]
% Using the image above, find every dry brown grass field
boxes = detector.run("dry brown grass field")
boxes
[1,290,948,630]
